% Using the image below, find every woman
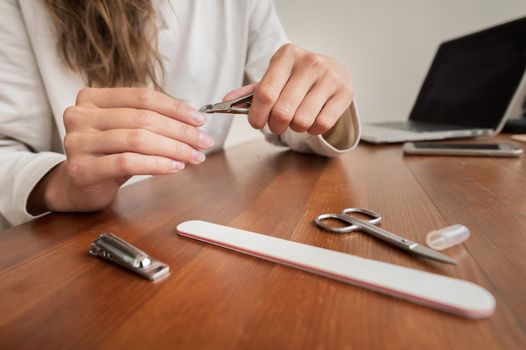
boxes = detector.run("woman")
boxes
[0,0,360,230]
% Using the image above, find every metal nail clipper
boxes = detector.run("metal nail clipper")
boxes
[89,233,170,281]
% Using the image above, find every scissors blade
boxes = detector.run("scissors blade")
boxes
[410,244,457,265]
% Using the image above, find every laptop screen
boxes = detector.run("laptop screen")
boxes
[409,17,526,129]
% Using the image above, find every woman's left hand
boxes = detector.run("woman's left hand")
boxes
[223,43,354,135]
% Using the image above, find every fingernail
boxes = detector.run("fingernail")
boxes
[172,161,185,171]
[199,132,215,148]
[192,150,206,163]
[191,111,206,124]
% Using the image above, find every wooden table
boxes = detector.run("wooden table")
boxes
[1,136,525,349]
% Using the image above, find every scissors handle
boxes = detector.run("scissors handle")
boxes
[315,208,414,247]
[315,208,382,233]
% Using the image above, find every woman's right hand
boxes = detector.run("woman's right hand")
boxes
[28,87,214,214]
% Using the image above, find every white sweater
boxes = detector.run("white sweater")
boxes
[0,0,360,231]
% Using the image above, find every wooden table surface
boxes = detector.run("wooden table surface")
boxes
[1,136,525,349]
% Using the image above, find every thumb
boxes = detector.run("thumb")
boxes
[223,83,257,101]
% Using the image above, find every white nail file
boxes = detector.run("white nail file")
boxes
[176,220,495,319]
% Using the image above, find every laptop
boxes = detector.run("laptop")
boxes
[361,17,526,143]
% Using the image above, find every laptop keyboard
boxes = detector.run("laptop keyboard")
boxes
[372,121,468,132]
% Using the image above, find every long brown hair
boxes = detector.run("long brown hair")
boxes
[43,0,163,89]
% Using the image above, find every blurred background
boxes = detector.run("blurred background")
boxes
[225,0,526,147]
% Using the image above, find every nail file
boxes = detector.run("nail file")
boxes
[176,220,495,319]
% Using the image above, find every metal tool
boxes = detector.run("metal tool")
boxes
[315,208,457,264]
[89,233,170,281]
[199,93,253,114]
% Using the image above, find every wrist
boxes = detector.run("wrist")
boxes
[321,106,353,149]
[43,162,74,212]
[27,162,61,215]
[27,161,71,215]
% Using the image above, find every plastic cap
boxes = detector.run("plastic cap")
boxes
[426,224,470,251]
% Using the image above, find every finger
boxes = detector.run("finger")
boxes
[223,83,257,102]
[290,76,338,133]
[75,129,206,165]
[77,107,214,150]
[308,91,353,135]
[268,62,320,134]
[248,45,296,129]
[68,153,186,186]
[75,87,206,127]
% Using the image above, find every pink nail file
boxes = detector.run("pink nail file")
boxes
[176,220,495,319]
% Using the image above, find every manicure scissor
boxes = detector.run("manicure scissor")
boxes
[199,94,253,114]
[315,208,457,264]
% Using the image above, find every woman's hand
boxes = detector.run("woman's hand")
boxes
[224,44,354,135]
[28,87,214,214]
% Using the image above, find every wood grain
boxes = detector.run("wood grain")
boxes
[0,136,525,349]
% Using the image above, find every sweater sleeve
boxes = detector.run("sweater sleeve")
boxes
[244,0,360,157]
[0,0,66,230]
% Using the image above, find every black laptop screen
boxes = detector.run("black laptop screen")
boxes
[409,17,526,128]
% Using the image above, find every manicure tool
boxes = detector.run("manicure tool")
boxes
[176,220,495,318]
[199,94,253,114]
[315,208,457,264]
[89,233,170,281]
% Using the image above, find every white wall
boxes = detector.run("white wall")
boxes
[224,0,526,148]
